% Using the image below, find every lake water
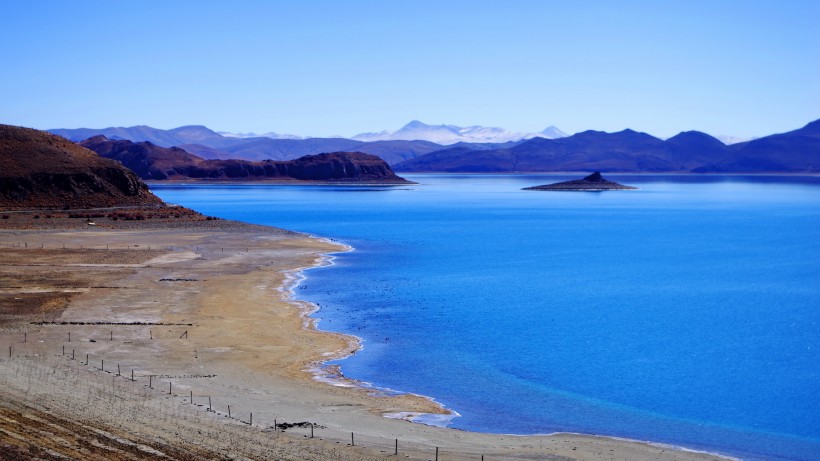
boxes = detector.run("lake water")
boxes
[153,174,820,461]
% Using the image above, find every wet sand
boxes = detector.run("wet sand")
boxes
[0,214,732,460]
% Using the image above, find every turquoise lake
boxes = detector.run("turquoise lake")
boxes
[152,174,820,461]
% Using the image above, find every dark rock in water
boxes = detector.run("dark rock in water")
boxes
[523,171,637,191]
[581,171,605,182]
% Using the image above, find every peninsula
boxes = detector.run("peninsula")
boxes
[79,135,413,184]
[523,171,638,191]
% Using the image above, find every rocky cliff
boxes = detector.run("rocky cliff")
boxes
[0,125,163,208]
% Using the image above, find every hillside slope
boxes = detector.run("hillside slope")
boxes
[0,125,163,208]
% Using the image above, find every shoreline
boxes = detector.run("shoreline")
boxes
[285,236,746,458]
[0,217,733,460]
[285,236,457,422]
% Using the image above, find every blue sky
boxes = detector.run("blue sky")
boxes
[2,1,818,138]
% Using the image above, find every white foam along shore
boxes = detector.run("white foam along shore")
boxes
[281,236,459,423]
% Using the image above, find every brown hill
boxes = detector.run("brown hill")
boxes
[0,125,163,208]
[80,136,413,183]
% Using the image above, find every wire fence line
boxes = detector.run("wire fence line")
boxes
[0,241,260,253]
[0,335,491,461]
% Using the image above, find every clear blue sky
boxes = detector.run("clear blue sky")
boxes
[2,1,818,138]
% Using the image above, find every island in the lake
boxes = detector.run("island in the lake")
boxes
[523,171,638,191]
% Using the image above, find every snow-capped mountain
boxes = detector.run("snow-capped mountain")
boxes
[540,126,567,139]
[352,121,567,145]
[218,131,303,140]
[716,135,755,145]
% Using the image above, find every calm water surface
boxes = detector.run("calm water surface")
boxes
[153,174,820,461]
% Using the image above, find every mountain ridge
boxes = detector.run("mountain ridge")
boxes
[51,126,443,166]
[49,119,820,173]
[394,119,820,173]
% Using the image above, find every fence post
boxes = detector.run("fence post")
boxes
[351,432,354,446]
[395,439,398,455]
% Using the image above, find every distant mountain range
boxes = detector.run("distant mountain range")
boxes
[50,125,442,166]
[49,119,819,173]
[218,130,303,140]
[394,120,820,173]
[351,120,567,144]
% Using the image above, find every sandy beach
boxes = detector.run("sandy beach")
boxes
[0,212,731,460]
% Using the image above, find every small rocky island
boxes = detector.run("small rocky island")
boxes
[523,172,638,191]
